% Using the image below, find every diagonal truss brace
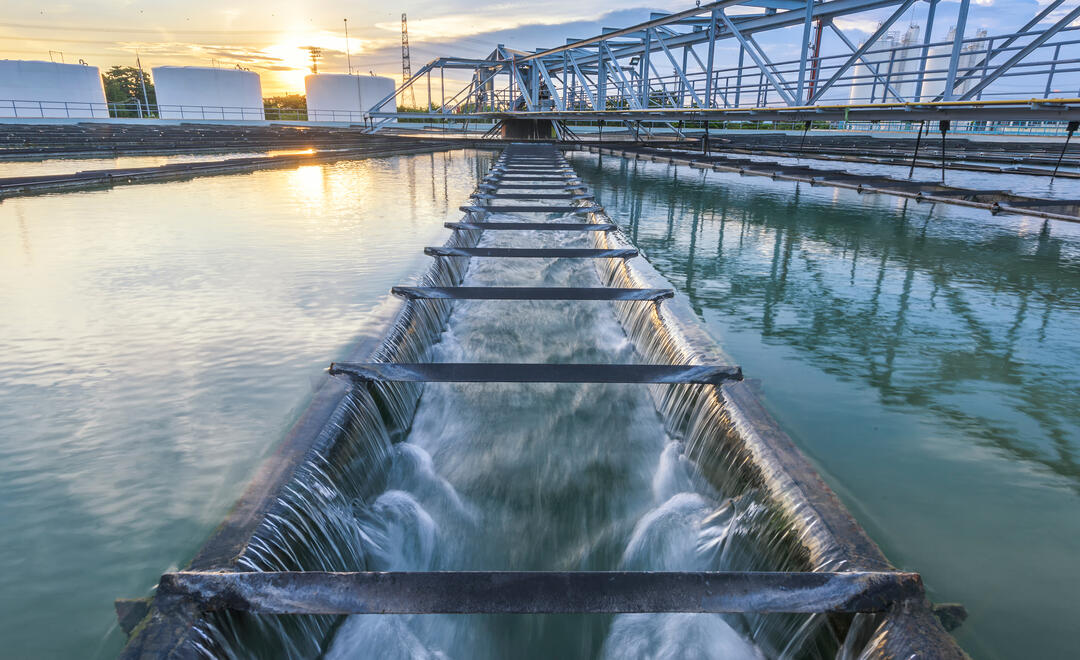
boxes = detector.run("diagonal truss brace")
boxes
[810,0,917,104]
[940,0,1067,101]
[600,41,646,109]
[535,59,566,111]
[653,27,706,107]
[719,10,797,105]
[958,3,1080,102]
[567,52,598,109]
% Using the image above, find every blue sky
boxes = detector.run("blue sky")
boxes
[0,0,1069,96]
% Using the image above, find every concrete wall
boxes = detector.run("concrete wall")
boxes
[153,66,264,120]
[0,60,108,118]
[305,74,396,121]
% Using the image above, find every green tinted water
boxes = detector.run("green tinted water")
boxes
[571,152,1080,660]
[0,150,490,658]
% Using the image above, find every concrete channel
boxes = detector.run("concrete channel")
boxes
[117,142,968,659]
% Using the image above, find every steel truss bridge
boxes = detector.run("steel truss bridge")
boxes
[367,0,1080,135]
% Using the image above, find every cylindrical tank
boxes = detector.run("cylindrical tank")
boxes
[152,66,264,120]
[848,34,898,104]
[921,28,957,101]
[0,60,108,118]
[304,73,396,121]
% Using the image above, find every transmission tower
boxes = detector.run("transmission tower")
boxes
[401,13,415,108]
[306,46,322,74]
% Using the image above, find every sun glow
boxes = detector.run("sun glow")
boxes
[260,32,386,94]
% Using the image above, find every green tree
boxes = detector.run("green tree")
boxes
[263,94,307,120]
[101,66,155,117]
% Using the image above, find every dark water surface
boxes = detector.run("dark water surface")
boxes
[0,150,491,658]
[570,151,1080,660]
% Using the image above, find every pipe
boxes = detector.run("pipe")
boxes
[909,120,925,179]
[939,120,950,183]
[1051,120,1079,181]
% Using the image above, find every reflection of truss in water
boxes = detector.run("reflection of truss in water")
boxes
[578,154,1080,491]
[368,0,1080,132]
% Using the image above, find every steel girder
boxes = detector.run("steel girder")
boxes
[366,0,1080,128]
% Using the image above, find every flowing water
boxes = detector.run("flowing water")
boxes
[197,205,765,657]
[8,143,1070,659]
[569,151,1080,660]
[192,140,863,657]
[0,149,491,658]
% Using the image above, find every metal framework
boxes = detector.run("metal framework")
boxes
[368,0,1080,131]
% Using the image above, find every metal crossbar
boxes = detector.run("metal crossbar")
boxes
[327,362,743,384]
[479,184,580,190]
[158,570,923,615]
[487,177,583,183]
[444,222,616,231]
[460,205,600,214]
[478,193,588,199]
[425,247,635,258]
[494,168,572,174]
[391,286,674,301]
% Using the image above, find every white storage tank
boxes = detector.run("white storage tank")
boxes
[0,60,108,118]
[152,66,264,120]
[305,73,396,121]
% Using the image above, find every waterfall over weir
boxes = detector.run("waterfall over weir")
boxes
[122,144,964,660]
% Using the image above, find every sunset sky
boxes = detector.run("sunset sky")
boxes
[0,0,1062,97]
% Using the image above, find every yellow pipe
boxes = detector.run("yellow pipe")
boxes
[496,97,1080,116]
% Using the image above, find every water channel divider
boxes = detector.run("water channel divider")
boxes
[118,143,969,660]
[591,145,1080,224]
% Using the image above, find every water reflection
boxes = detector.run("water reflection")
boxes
[571,152,1080,659]
[579,154,1080,493]
[0,149,490,659]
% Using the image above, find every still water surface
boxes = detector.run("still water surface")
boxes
[571,151,1080,660]
[0,150,318,178]
[0,150,490,658]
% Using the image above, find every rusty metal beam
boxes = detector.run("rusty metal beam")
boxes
[158,570,924,615]
[327,362,743,384]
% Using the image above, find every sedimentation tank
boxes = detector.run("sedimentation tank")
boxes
[152,66,264,120]
[0,60,108,118]
[117,143,966,660]
[305,73,397,121]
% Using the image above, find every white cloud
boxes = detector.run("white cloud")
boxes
[833,18,880,34]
